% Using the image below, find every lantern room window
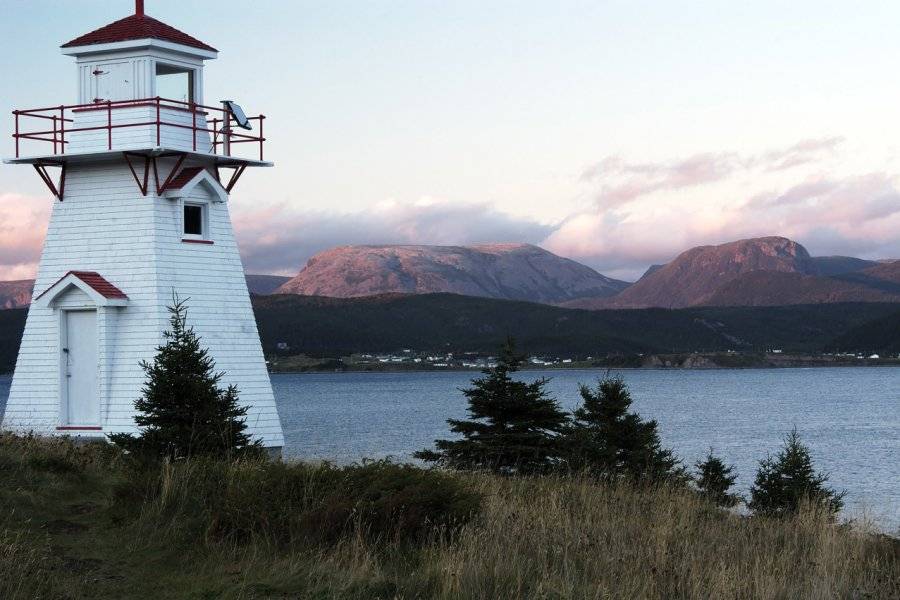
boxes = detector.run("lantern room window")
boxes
[156,63,195,104]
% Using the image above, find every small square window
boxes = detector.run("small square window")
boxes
[184,204,203,236]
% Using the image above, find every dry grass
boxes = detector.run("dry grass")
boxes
[412,474,899,599]
[1,433,898,599]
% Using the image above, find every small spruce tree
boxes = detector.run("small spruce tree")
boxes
[748,428,844,519]
[694,449,740,507]
[415,338,569,475]
[565,376,682,482]
[109,296,261,459]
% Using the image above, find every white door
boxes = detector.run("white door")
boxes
[64,310,99,425]
[95,62,133,102]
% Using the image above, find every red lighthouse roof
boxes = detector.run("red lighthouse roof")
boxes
[61,2,216,52]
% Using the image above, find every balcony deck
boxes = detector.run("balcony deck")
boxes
[10,97,269,166]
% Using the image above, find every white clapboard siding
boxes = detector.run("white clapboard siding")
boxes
[68,105,212,154]
[3,160,284,449]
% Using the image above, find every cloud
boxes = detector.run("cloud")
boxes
[579,137,845,211]
[543,167,900,280]
[756,136,844,172]
[0,135,892,285]
[0,194,50,280]
[581,153,737,209]
[232,199,554,275]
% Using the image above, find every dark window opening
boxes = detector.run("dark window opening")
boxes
[156,63,195,104]
[184,205,203,236]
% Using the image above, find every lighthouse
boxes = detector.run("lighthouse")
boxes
[2,1,284,452]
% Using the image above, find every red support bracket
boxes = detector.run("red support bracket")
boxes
[215,163,248,193]
[152,152,187,194]
[33,161,66,201]
[123,151,151,196]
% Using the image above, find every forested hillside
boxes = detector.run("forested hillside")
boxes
[2,297,899,373]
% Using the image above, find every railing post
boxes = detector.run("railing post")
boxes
[191,101,197,151]
[221,101,231,157]
[59,105,65,155]
[156,97,161,146]
[13,110,19,158]
[107,100,112,150]
[259,115,264,161]
[52,115,58,154]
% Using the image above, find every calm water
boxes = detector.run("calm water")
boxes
[2,368,898,530]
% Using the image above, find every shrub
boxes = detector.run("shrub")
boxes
[748,428,844,519]
[694,449,740,507]
[564,376,683,483]
[116,458,481,547]
[109,297,262,460]
[415,338,569,475]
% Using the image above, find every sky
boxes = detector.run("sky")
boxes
[3,0,900,281]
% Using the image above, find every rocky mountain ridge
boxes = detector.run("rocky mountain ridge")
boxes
[276,243,630,304]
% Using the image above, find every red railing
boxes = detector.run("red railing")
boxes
[12,97,266,161]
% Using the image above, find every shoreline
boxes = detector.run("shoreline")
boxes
[266,353,900,374]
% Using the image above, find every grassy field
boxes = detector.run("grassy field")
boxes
[1,433,897,599]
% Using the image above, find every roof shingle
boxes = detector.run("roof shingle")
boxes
[61,13,216,52]
[166,167,207,190]
[34,271,129,302]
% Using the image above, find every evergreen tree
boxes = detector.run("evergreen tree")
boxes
[565,376,682,482]
[415,339,569,475]
[694,449,740,507]
[748,428,844,519]
[109,297,261,459]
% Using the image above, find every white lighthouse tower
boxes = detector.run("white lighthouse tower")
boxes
[2,1,284,452]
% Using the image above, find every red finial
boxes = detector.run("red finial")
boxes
[136,0,144,16]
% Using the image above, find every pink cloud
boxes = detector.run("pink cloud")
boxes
[232,199,552,275]
[580,137,845,211]
[0,194,50,280]
[543,169,900,280]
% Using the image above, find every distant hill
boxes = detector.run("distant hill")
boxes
[0,280,33,310]
[0,308,26,373]
[276,243,630,304]
[829,308,900,354]
[703,271,900,306]
[567,237,900,309]
[0,275,289,310]
[245,274,291,295]
[251,293,900,358]
[3,294,898,373]
[810,256,878,277]
[571,237,817,309]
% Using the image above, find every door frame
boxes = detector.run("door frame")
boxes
[58,308,100,427]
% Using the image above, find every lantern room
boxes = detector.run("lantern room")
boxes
[9,0,268,195]
[61,0,216,106]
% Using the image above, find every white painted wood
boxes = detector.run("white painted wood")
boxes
[64,309,99,425]
[96,62,133,102]
[4,18,282,449]
[68,105,211,154]
[3,160,284,448]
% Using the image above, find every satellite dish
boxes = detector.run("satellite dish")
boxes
[222,100,252,130]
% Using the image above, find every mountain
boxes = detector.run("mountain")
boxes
[0,275,289,309]
[574,237,816,309]
[567,237,900,309]
[703,271,900,306]
[0,280,34,310]
[245,275,291,295]
[276,244,630,304]
[810,256,878,277]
